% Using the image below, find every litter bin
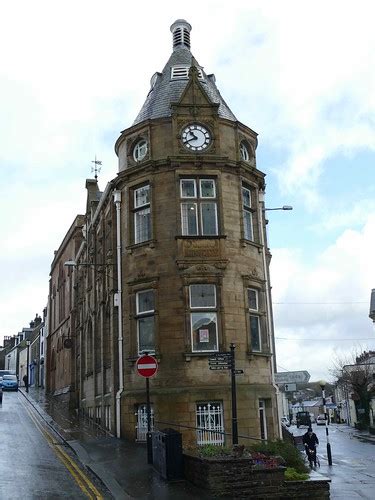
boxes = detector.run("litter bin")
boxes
[293,434,304,451]
[152,428,183,480]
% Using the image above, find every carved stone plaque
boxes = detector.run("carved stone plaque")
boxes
[183,239,220,258]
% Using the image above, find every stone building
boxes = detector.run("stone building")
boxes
[47,215,85,403]
[50,20,280,444]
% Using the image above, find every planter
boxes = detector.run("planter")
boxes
[183,453,330,498]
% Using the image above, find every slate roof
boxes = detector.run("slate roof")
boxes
[133,46,237,125]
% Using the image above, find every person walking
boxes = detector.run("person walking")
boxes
[23,374,29,390]
[302,427,319,467]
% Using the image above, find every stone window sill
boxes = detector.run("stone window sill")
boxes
[247,351,272,359]
[184,352,219,361]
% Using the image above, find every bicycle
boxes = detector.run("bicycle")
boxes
[306,446,320,468]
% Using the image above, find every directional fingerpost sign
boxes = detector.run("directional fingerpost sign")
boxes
[274,371,310,384]
[136,354,158,378]
[208,352,232,370]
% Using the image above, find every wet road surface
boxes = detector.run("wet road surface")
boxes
[292,423,375,499]
[0,391,110,499]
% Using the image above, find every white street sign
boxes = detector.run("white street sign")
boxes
[284,383,297,392]
[275,371,310,384]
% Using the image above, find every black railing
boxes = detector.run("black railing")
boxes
[154,420,266,443]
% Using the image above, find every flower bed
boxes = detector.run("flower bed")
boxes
[183,453,330,498]
[183,442,330,498]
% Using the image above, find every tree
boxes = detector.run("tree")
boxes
[330,350,375,428]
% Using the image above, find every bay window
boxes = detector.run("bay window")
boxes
[181,179,218,236]
[190,284,218,352]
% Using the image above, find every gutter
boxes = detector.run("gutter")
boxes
[113,190,124,438]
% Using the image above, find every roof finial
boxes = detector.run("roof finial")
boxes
[170,19,192,50]
[91,155,102,181]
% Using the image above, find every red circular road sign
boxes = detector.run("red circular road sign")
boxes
[136,354,158,378]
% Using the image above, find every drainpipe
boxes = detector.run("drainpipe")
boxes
[258,188,282,439]
[113,190,124,438]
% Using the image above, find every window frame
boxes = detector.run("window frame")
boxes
[136,289,155,355]
[247,287,262,353]
[189,284,219,353]
[242,184,254,242]
[240,141,250,161]
[180,178,219,236]
[133,184,151,244]
[133,139,148,162]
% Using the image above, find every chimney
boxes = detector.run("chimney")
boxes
[170,19,192,51]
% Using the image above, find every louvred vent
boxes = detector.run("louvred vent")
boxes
[171,66,204,80]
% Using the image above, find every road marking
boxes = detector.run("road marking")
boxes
[20,397,103,499]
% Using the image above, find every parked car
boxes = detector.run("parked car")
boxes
[0,370,16,376]
[281,416,290,427]
[316,414,326,425]
[296,411,311,428]
[1,375,18,391]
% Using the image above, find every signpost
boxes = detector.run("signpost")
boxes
[284,383,296,392]
[136,354,158,464]
[208,345,242,444]
[136,354,158,378]
[208,353,232,371]
[274,371,310,385]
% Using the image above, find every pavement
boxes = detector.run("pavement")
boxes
[19,386,209,499]
[333,422,375,444]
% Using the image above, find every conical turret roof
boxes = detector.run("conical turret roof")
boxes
[133,20,237,125]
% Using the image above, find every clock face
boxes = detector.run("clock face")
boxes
[181,124,211,151]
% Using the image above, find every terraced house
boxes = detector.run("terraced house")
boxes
[47,20,281,444]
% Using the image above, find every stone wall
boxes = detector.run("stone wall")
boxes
[183,453,330,499]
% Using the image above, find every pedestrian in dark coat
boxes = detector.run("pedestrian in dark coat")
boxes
[23,374,28,389]
[302,427,319,466]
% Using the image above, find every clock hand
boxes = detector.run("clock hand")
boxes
[189,131,198,141]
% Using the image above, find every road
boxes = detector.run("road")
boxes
[0,391,110,499]
[292,423,375,499]
[2,390,375,499]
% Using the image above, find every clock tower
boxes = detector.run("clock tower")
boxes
[111,19,278,443]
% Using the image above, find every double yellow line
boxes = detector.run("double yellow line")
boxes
[21,397,103,499]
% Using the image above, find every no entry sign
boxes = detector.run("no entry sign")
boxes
[136,354,158,378]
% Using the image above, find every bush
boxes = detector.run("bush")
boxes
[248,440,308,473]
[284,467,309,481]
[198,444,231,458]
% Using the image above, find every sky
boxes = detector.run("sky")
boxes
[1,0,374,382]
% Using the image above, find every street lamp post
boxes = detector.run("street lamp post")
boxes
[26,340,30,393]
[319,380,332,465]
[258,190,293,438]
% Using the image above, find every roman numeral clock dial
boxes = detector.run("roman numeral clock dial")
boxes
[181,124,211,151]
